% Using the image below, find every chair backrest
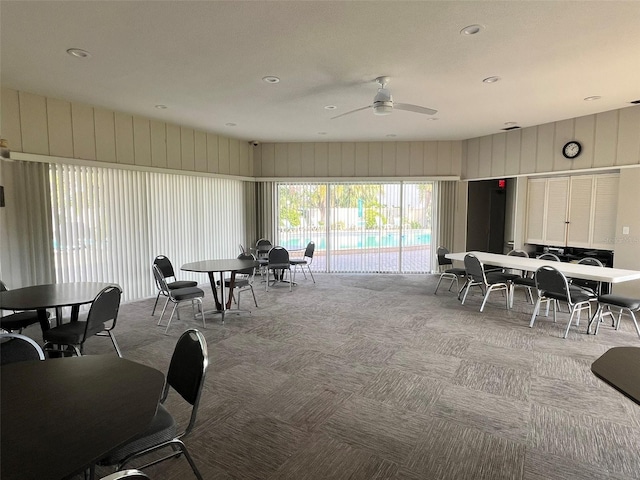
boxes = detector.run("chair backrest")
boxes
[165,329,208,436]
[85,285,122,338]
[436,247,453,267]
[0,332,45,365]
[152,264,171,295]
[256,238,272,247]
[268,246,290,265]
[99,469,150,480]
[303,241,315,259]
[578,257,604,267]
[538,253,560,262]
[464,253,486,284]
[236,252,257,276]
[574,257,604,293]
[535,266,571,299]
[153,255,175,279]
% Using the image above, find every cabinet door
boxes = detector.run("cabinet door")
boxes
[526,179,546,244]
[591,174,619,249]
[567,176,594,247]
[545,177,569,246]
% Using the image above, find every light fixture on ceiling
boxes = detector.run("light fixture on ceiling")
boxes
[504,121,518,126]
[317,132,327,135]
[427,117,439,121]
[262,76,280,84]
[324,105,337,110]
[154,104,168,109]
[66,48,91,59]
[584,96,601,101]
[386,134,397,138]
[483,76,501,84]
[225,122,237,127]
[460,24,484,35]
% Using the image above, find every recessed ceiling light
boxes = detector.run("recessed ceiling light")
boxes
[460,24,484,35]
[225,122,237,127]
[66,48,91,59]
[324,105,337,110]
[584,96,601,101]
[262,76,280,84]
[155,104,168,109]
[483,76,501,83]
[427,117,439,121]
[317,132,327,135]
[504,121,518,126]
[386,134,397,138]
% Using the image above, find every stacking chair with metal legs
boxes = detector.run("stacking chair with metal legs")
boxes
[217,252,259,309]
[153,265,206,334]
[266,246,292,292]
[588,294,640,338]
[151,256,198,316]
[434,246,466,295]
[290,241,316,283]
[43,285,124,357]
[97,329,208,480]
[461,253,510,312]
[529,266,594,338]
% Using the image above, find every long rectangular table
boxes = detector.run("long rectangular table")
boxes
[445,251,640,284]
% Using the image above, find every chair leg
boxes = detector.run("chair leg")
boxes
[530,297,542,327]
[196,298,205,329]
[108,332,123,357]
[249,285,258,307]
[588,303,602,334]
[307,265,315,283]
[164,303,178,335]
[158,298,170,326]
[434,274,444,295]
[151,291,161,316]
[629,310,640,338]
[461,280,473,305]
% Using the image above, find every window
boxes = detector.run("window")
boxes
[277,182,433,273]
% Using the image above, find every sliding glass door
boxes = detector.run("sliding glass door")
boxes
[277,181,433,273]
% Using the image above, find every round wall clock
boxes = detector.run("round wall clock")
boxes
[562,141,582,159]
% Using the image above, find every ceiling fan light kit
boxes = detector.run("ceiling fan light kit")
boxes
[331,76,437,120]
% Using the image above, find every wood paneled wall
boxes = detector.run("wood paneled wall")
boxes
[254,141,462,178]
[463,106,640,180]
[1,88,253,176]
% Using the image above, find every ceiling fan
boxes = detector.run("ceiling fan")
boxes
[331,76,437,119]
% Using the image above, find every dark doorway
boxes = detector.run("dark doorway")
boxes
[466,180,506,253]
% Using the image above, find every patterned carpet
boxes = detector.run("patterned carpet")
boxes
[54,273,640,479]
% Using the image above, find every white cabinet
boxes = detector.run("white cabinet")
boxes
[526,173,618,249]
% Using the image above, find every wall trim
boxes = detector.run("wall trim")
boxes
[10,152,255,182]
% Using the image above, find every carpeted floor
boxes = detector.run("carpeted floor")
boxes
[42,273,640,479]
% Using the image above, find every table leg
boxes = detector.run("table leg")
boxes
[207,272,222,311]
[218,271,226,323]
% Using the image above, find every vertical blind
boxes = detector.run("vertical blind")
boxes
[50,164,248,302]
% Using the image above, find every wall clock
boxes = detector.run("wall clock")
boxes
[562,141,582,159]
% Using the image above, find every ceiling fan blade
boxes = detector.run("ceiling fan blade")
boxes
[394,103,437,115]
[331,105,372,120]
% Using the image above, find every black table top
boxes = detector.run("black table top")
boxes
[182,258,257,273]
[591,346,640,406]
[1,355,164,480]
[0,282,115,311]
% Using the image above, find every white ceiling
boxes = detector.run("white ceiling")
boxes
[2,1,639,144]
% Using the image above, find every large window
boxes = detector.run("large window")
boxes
[277,182,433,273]
[49,163,248,301]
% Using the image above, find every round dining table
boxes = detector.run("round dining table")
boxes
[0,355,165,480]
[182,258,257,323]
[0,282,116,332]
